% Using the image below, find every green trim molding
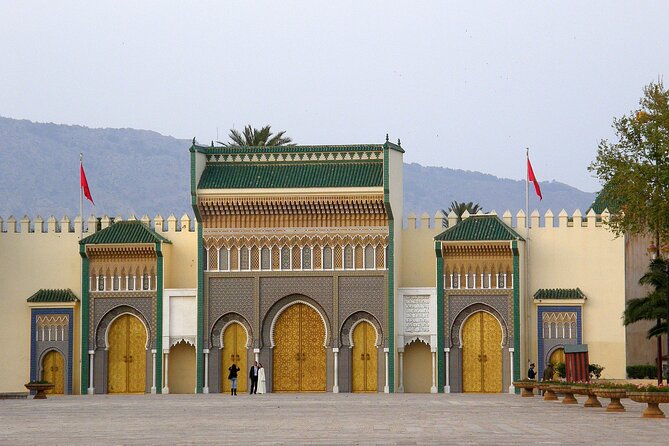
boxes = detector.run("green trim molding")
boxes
[383,142,394,392]
[155,242,163,394]
[435,241,445,392]
[79,244,89,394]
[512,240,521,389]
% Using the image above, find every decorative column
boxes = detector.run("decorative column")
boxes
[383,348,390,393]
[203,349,210,394]
[444,347,451,393]
[397,349,404,393]
[431,349,438,393]
[254,348,260,363]
[162,351,170,394]
[151,349,157,393]
[508,348,515,394]
[87,350,95,394]
[332,348,339,393]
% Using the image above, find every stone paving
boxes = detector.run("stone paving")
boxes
[1,392,668,445]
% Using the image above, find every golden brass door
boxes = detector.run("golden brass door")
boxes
[352,321,377,392]
[221,323,247,393]
[107,314,147,394]
[549,348,565,380]
[273,303,326,392]
[42,350,64,394]
[462,311,502,393]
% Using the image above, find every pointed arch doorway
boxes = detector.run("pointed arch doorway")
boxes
[273,303,326,392]
[221,322,248,394]
[461,311,502,393]
[107,314,147,394]
[351,321,377,392]
[42,350,64,395]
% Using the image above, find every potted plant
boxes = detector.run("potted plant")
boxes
[627,384,669,418]
[569,382,602,408]
[540,381,561,401]
[591,382,635,412]
[24,380,55,399]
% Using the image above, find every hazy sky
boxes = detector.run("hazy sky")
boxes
[2,1,668,192]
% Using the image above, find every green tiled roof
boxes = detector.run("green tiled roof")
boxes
[198,162,383,189]
[27,289,79,303]
[533,288,586,300]
[434,215,523,241]
[80,221,170,245]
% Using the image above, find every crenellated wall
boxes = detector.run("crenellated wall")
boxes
[0,213,197,393]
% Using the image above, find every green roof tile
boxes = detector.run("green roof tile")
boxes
[533,288,586,300]
[434,215,523,241]
[80,221,170,245]
[27,289,79,303]
[198,162,383,189]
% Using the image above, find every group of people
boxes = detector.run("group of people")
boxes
[227,361,266,395]
[527,362,555,382]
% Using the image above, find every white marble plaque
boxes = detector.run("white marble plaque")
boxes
[404,295,430,333]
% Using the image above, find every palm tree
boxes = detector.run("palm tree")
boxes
[441,201,483,226]
[624,258,668,338]
[219,125,293,147]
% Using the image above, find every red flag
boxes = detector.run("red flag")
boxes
[527,157,542,200]
[80,162,95,205]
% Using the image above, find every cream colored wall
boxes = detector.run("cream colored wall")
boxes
[399,214,443,288]
[526,211,627,379]
[0,214,196,393]
[157,215,197,289]
[0,217,82,393]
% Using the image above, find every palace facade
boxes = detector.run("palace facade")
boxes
[0,139,654,395]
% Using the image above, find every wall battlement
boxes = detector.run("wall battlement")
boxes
[403,209,612,231]
[0,214,197,235]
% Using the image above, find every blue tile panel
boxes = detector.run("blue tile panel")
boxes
[30,308,74,395]
[536,305,582,377]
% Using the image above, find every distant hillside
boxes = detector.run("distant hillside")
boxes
[404,163,596,218]
[0,117,596,220]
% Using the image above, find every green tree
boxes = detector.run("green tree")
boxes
[220,125,293,147]
[588,81,669,245]
[623,258,668,338]
[441,201,483,226]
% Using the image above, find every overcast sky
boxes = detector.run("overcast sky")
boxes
[2,1,668,192]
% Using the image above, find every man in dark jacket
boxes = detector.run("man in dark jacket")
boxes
[542,363,554,382]
[249,361,259,394]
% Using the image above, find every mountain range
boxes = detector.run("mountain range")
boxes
[0,116,596,222]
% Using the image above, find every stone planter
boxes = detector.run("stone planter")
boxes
[628,392,669,419]
[542,384,559,401]
[550,385,577,404]
[512,381,536,397]
[592,389,627,412]
[571,386,602,408]
[24,383,55,400]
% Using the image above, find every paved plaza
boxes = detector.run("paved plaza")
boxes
[1,392,668,445]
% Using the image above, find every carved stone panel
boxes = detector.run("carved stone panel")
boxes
[404,295,430,334]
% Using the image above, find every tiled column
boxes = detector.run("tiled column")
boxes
[430,349,437,393]
[444,348,451,393]
[383,348,390,393]
[151,349,157,394]
[332,348,339,393]
[87,350,95,395]
[508,348,515,394]
[162,351,170,394]
[203,349,210,394]
[397,349,404,393]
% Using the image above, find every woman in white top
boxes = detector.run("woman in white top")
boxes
[257,363,266,394]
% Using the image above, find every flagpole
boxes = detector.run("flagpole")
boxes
[524,148,530,378]
[80,153,84,239]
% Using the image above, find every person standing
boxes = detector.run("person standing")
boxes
[527,363,537,380]
[228,363,240,396]
[257,363,266,394]
[542,362,554,382]
[249,361,259,394]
